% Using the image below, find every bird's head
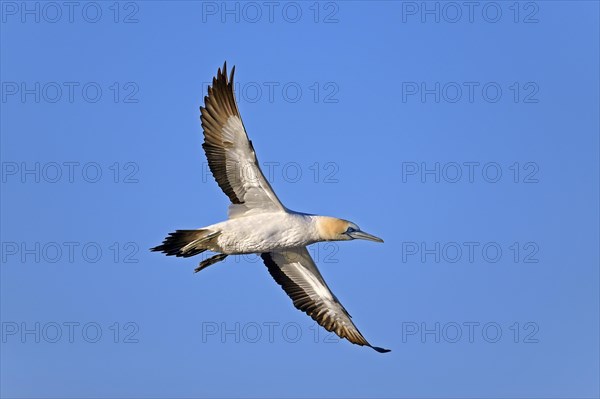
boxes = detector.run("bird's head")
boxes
[315,216,384,243]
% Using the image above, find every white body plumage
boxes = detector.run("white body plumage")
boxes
[206,212,319,254]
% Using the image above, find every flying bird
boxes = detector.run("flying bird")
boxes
[152,63,389,353]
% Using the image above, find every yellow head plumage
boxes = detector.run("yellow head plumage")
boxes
[315,216,384,243]
[315,217,352,241]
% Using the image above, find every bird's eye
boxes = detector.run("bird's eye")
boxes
[346,227,356,234]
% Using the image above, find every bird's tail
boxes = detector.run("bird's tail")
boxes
[150,229,220,257]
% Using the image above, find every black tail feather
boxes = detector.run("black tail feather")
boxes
[151,230,209,257]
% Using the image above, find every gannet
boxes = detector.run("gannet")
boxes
[152,63,390,353]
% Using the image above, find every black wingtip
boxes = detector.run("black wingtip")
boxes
[371,346,391,353]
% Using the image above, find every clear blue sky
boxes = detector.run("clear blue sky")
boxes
[1,1,599,398]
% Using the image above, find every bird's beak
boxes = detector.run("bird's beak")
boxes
[348,230,384,243]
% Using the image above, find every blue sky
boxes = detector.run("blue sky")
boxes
[1,1,599,398]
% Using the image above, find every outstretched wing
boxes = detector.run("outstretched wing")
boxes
[261,247,390,353]
[200,63,285,217]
